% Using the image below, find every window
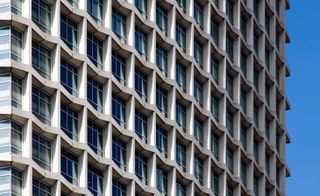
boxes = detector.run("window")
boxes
[211,132,219,159]
[211,95,219,120]
[176,62,186,92]
[112,137,126,170]
[276,64,281,85]
[240,53,247,77]
[211,172,219,195]
[0,167,22,196]
[88,121,103,156]
[32,0,51,33]
[156,86,168,116]
[61,15,78,51]
[112,51,126,85]
[176,0,186,12]
[135,153,148,185]
[0,26,22,62]
[135,111,148,143]
[88,166,103,196]
[254,139,259,162]
[254,32,259,56]
[226,111,233,136]
[241,161,247,185]
[156,6,167,35]
[32,133,51,171]
[176,141,186,171]
[211,19,219,44]
[176,23,186,52]
[87,77,103,112]
[240,89,247,113]
[194,1,203,29]
[32,41,52,79]
[226,147,233,173]
[156,46,168,76]
[211,58,219,82]
[87,33,103,69]
[194,117,203,145]
[61,59,78,96]
[87,0,103,24]
[112,9,126,42]
[156,167,167,196]
[254,176,259,196]
[276,167,281,187]
[156,127,167,157]
[265,49,270,71]
[176,102,186,131]
[227,185,234,196]
[194,79,203,106]
[135,69,148,101]
[112,179,126,196]
[67,0,78,7]
[135,27,148,58]
[276,132,280,153]
[265,154,270,176]
[254,0,260,20]
[265,15,270,36]
[61,104,78,141]
[176,182,186,196]
[0,0,22,15]
[112,93,126,128]
[240,15,247,40]
[61,149,78,185]
[33,178,51,196]
[240,126,247,149]
[265,119,270,140]
[0,120,22,155]
[194,41,203,67]
[226,73,233,99]
[32,88,51,125]
[226,0,234,24]
[194,157,203,184]
[135,0,147,18]
[226,36,234,61]
[254,104,259,127]
[0,73,22,108]
[254,68,259,92]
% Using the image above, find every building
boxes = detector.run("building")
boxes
[0,0,290,195]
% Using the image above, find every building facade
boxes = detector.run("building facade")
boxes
[0,0,290,195]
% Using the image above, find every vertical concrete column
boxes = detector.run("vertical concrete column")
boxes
[168,128,176,161]
[23,72,32,112]
[168,6,176,40]
[148,0,156,22]
[220,57,226,89]
[148,153,157,188]
[126,180,135,196]
[104,36,112,72]
[52,46,61,83]
[270,15,276,43]
[187,182,195,196]
[23,0,32,18]
[260,106,266,134]
[234,37,241,69]
[234,111,240,141]
[203,3,211,34]
[186,143,194,175]
[148,71,156,105]
[186,104,194,136]
[234,0,241,29]
[52,135,61,173]
[220,133,227,165]
[79,18,87,55]
[23,119,32,158]
[104,0,112,29]
[247,17,254,46]
[186,0,194,17]
[105,79,112,116]
[126,96,135,131]
[260,141,266,168]
[78,62,87,100]
[203,42,210,73]
[219,171,226,196]
[234,73,241,104]
[52,90,60,128]
[247,90,254,120]
[127,138,135,173]
[234,147,241,178]
[52,181,61,196]
[168,47,176,81]
[247,161,254,193]
[247,126,254,156]
[103,166,112,196]
[148,112,156,146]
[23,25,32,65]
[78,0,86,10]
[204,157,211,189]
[168,87,176,121]
[148,30,156,64]
[23,165,32,196]
[127,11,135,47]
[104,123,112,159]
[203,80,210,112]
[186,61,194,96]
[79,108,88,144]
[220,0,226,13]
[186,24,194,57]
[51,0,60,37]
[126,54,135,89]
[168,168,176,196]
[79,151,88,188]
[203,119,210,150]
[269,119,276,148]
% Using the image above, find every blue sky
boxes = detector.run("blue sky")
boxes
[286,0,320,195]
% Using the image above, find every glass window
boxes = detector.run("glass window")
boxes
[0,120,22,155]
[176,23,186,52]
[156,126,167,157]
[254,69,259,91]
[227,147,233,173]
[254,139,259,162]
[194,117,203,145]
[61,149,78,185]
[135,0,147,18]
[156,86,167,117]
[194,79,203,106]
[33,178,51,196]
[240,15,247,40]
[135,69,148,101]
[135,152,148,185]
[241,161,247,185]
[32,0,51,33]
[135,27,148,59]
[265,119,270,141]
[32,133,51,171]
[61,104,78,141]
[211,95,219,120]
[0,26,22,62]
[176,0,186,12]
[254,32,259,56]
[112,179,126,196]
[135,111,148,143]
[0,0,22,15]
[87,33,103,69]
[87,0,103,25]
[156,167,167,196]
[112,51,126,85]
[156,6,167,35]
[240,53,247,76]
[254,175,259,196]
[211,58,219,83]
[211,19,219,44]
[32,88,51,125]
[226,73,233,99]
[176,62,186,92]
[156,46,168,76]
[226,0,234,24]
[112,9,126,42]
[61,59,78,96]
[194,41,203,67]
[88,165,103,196]
[0,167,22,196]
[226,36,234,61]
[211,171,219,195]
[176,182,186,196]
[176,141,186,171]
[227,185,234,196]
[67,0,78,7]
[0,73,22,108]
[112,93,126,128]
[211,132,219,159]
[226,111,233,136]
[240,89,246,113]
[60,15,78,51]
[88,121,103,156]
[194,1,203,29]
[112,137,126,170]
[176,102,186,131]
[254,105,259,127]
[240,126,247,149]
[87,77,103,112]
[254,0,260,20]
[32,41,52,79]
[194,157,203,184]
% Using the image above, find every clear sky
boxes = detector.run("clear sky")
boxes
[286,0,320,195]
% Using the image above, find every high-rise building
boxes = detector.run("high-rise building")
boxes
[0,0,290,195]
